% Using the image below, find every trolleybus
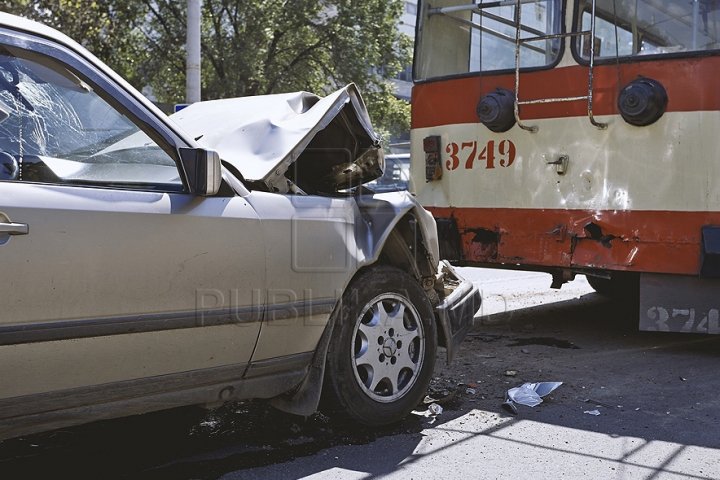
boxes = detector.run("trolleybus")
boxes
[411,0,720,333]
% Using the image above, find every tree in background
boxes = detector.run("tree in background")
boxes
[4,0,411,139]
[3,0,150,87]
[140,0,411,139]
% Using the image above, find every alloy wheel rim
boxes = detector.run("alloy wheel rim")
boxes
[350,293,425,403]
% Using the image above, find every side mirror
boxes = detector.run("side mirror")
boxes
[179,148,222,196]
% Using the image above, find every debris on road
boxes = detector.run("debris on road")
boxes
[412,402,444,424]
[422,388,458,406]
[584,410,601,416]
[501,382,563,415]
[502,395,519,414]
[504,370,518,377]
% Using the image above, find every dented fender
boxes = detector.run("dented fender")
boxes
[354,190,439,268]
[354,193,479,364]
[269,192,478,416]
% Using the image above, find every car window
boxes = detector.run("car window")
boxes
[0,44,182,191]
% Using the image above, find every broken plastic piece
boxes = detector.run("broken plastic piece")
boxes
[584,410,601,416]
[422,388,457,405]
[412,402,444,419]
[501,382,563,415]
[531,382,563,397]
[501,394,518,415]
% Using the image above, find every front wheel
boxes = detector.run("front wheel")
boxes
[321,266,437,425]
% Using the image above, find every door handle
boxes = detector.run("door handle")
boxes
[0,222,29,235]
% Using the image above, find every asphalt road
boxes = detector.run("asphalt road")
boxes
[2,269,719,479]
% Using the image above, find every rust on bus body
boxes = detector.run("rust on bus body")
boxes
[429,207,719,275]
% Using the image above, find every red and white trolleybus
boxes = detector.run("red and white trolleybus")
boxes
[411,0,720,333]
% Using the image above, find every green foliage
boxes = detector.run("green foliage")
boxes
[4,0,411,137]
[140,0,411,138]
[3,0,150,86]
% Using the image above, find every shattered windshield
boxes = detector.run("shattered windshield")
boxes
[0,44,181,189]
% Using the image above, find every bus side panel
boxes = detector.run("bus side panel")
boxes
[428,207,720,275]
[411,58,720,277]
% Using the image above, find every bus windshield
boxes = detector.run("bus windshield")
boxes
[574,0,720,61]
[414,0,563,80]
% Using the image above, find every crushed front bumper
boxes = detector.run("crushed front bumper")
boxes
[434,261,481,364]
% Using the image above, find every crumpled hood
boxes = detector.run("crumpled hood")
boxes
[171,84,379,186]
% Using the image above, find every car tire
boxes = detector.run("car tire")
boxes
[321,265,437,425]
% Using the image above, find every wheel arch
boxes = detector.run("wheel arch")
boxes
[269,194,451,417]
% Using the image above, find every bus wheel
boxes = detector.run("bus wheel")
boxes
[586,272,639,298]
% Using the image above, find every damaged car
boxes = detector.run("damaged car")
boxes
[0,12,480,440]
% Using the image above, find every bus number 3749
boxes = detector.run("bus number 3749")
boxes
[445,140,516,171]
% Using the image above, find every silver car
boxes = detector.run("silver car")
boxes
[0,13,480,440]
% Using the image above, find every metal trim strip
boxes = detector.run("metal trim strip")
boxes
[245,351,315,378]
[0,299,336,346]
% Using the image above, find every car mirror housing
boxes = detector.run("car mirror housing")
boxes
[179,148,222,196]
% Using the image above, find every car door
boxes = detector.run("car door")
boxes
[0,29,265,404]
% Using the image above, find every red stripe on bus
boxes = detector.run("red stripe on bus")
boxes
[428,206,720,275]
[412,57,720,129]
